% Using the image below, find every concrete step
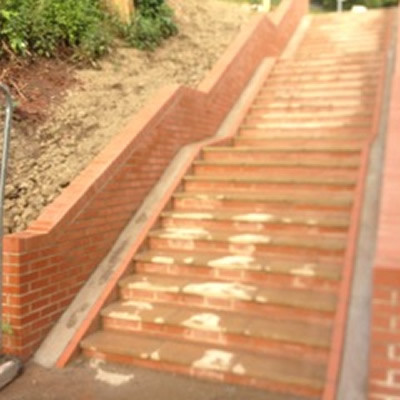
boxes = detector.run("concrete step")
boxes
[268,69,378,81]
[119,274,338,316]
[250,102,371,113]
[247,108,371,121]
[260,80,377,92]
[204,145,362,153]
[240,121,369,132]
[172,191,353,213]
[160,211,347,247]
[148,228,346,259]
[295,44,383,55]
[202,146,362,163]
[275,60,382,74]
[193,162,358,183]
[234,137,364,149]
[182,175,356,194]
[100,301,332,357]
[81,331,325,398]
[251,99,374,113]
[161,209,349,232]
[256,90,375,101]
[292,50,384,61]
[134,249,343,283]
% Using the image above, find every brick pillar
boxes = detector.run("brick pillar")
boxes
[104,0,134,24]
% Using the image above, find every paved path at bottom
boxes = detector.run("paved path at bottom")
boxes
[0,359,304,400]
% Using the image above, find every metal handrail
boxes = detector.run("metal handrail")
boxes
[0,84,13,349]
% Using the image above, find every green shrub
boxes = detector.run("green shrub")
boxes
[0,0,109,60]
[125,0,178,51]
[321,0,398,9]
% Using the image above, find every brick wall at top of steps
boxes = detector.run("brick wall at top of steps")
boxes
[1,0,309,359]
[369,6,400,400]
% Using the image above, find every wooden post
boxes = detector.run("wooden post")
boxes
[104,0,134,24]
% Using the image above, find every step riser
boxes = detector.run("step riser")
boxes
[135,261,339,291]
[267,74,377,84]
[257,90,376,100]
[239,126,368,136]
[233,138,364,148]
[83,348,323,398]
[236,130,366,141]
[102,318,330,361]
[253,99,374,110]
[173,197,352,213]
[193,165,358,178]
[273,65,380,75]
[251,104,371,113]
[183,181,354,194]
[202,151,361,163]
[148,237,345,259]
[119,287,335,322]
[260,82,375,91]
[244,115,371,125]
[276,55,382,67]
[161,217,348,235]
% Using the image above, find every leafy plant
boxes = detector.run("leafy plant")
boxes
[0,0,109,60]
[125,0,178,51]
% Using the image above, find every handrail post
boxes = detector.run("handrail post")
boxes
[0,84,23,388]
[0,84,13,350]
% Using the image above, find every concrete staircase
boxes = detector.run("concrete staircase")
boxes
[81,10,389,399]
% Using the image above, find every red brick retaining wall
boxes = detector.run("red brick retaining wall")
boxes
[369,7,400,399]
[1,0,308,358]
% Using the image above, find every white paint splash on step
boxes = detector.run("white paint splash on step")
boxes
[151,256,175,264]
[291,264,317,277]
[232,363,246,375]
[183,282,256,301]
[150,350,160,361]
[160,227,212,240]
[256,295,269,304]
[121,301,153,310]
[192,350,234,372]
[172,212,214,220]
[229,234,271,244]
[108,311,142,321]
[208,255,255,269]
[232,213,275,222]
[127,279,180,292]
[183,313,221,331]
[90,359,134,386]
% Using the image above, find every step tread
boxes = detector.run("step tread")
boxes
[194,159,360,168]
[173,191,354,207]
[119,274,338,312]
[101,300,332,348]
[183,175,356,186]
[203,145,362,153]
[161,210,350,228]
[148,228,346,251]
[135,249,342,280]
[81,330,326,390]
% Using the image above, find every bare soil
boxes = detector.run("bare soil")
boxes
[1,0,254,234]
